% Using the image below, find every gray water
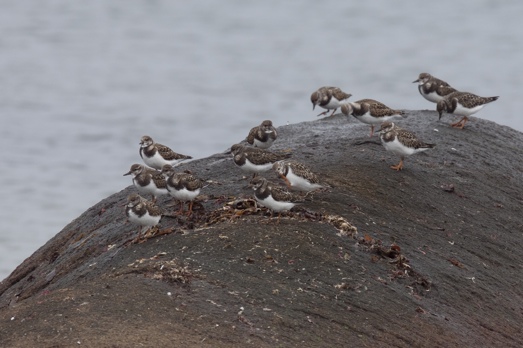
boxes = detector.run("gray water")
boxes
[1,0,522,280]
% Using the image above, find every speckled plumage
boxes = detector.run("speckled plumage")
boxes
[125,194,162,237]
[246,120,278,149]
[413,73,458,103]
[341,99,405,137]
[139,135,192,170]
[161,164,203,215]
[379,122,435,171]
[123,164,168,202]
[250,176,303,213]
[436,91,499,129]
[272,160,322,192]
[231,144,291,174]
[311,86,352,117]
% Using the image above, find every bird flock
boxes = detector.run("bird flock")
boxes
[124,72,499,239]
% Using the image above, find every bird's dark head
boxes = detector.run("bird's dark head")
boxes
[260,120,275,133]
[140,135,154,148]
[378,121,395,133]
[124,163,144,176]
[340,103,353,116]
[250,176,267,190]
[126,193,143,207]
[436,100,447,119]
[230,144,244,155]
[160,164,175,178]
[413,72,431,84]
[310,91,320,110]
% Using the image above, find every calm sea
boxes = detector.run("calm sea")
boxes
[1,0,522,279]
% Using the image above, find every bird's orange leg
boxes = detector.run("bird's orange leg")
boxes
[186,201,194,216]
[390,159,404,171]
[451,116,468,129]
[176,201,184,214]
[369,125,375,137]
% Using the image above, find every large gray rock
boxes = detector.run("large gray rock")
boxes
[1,111,523,347]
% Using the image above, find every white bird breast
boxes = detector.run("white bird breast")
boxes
[169,187,200,202]
[241,159,274,173]
[323,97,347,110]
[134,179,168,196]
[286,169,321,192]
[454,103,484,116]
[381,138,427,157]
[143,152,180,169]
[253,138,274,149]
[256,195,295,212]
[354,112,401,126]
[420,90,444,103]
[127,209,161,227]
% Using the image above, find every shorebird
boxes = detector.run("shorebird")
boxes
[230,144,291,177]
[272,160,323,192]
[413,72,458,103]
[250,176,304,222]
[123,164,168,202]
[436,91,499,129]
[378,122,435,171]
[139,135,192,170]
[311,86,352,117]
[161,164,203,216]
[341,99,405,137]
[125,194,162,239]
[246,120,278,149]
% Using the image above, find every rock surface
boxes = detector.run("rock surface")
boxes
[1,111,523,347]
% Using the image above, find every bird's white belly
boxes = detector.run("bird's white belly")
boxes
[355,112,380,125]
[142,152,171,170]
[254,138,274,149]
[134,180,168,197]
[323,97,348,110]
[420,90,444,103]
[169,187,200,202]
[382,138,421,157]
[355,112,403,126]
[454,103,484,116]
[256,195,295,212]
[128,210,161,227]
[241,159,274,173]
[286,170,321,192]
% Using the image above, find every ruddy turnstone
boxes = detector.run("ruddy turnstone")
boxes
[413,73,458,103]
[246,120,278,149]
[378,121,435,171]
[161,164,203,215]
[250,176,303,218]
[139,135,192,170]
[230,144,291,176]
[123,164,168,202]
[311,86,352,117]
[341,99,405,137]
[272,160,323,192]
[125,194,162,238]
[436,91,499,129]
